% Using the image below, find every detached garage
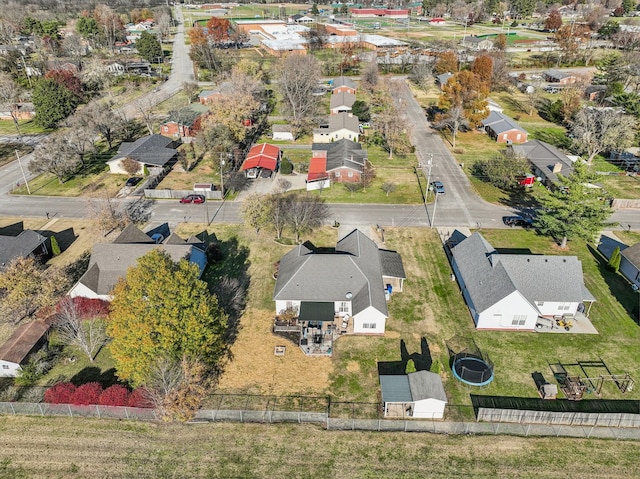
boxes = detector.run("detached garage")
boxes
[380,370,447,419]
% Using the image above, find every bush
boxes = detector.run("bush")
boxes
[405,359,416,374]
[50,235,61,256]
[45,382,77,404]
[98,384,131,406]
[280,158,293,175]
[128,388,152,408]
[71,382,103,405]
[56,297,110,318]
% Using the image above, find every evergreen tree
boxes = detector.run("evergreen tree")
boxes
[405,359,416,374]
[608,246,621,273]
[32,78,79,128]
[534,162,614,248]
[136,31,162,63]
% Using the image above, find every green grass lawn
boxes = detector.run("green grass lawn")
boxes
[0,119,50,135]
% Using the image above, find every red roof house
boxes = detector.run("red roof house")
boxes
[241,143,281,178]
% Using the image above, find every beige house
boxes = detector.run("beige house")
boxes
[313,113,360,143]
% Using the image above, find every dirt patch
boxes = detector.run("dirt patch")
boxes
[217,308,332,395]
[346,361,360,373]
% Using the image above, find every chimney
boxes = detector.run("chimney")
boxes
[553,162,563,173]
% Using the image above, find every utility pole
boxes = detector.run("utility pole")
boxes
[15,149,30,195]
[219,152,226,198]
[431,188,438,229]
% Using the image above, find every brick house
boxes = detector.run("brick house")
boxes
[481,111,528,144]
[331,76,357,95]
[307,139,368,189]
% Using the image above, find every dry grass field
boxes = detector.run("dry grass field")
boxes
[0,416,638,478]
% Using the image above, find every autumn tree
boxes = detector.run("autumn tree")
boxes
[493,33,507,51]
[87,195,131,237]
[45,69,84,102]
[434,51,458,74]
[544,9,562,31]
[570,107,636,164]
[94,4,124,50]
[273,55,320,137]
[188,25,208,46]
[439,70,489,128]
[0,257,67,324]
[471,54,493,90]
[555,24,590,64]
[240,193,272,234]
[29,133,81,183]
[534,162,614,248]
[120,157,141,176]
[206,17,230,45]
[54,297,108,362]
[286,193,330,243]
[559,82,586,123]
[107,249,227,387]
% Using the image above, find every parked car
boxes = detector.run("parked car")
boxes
[503,215,533,228]
[431,181,445,195]
[125,177,142,187]
[180,194,205,204]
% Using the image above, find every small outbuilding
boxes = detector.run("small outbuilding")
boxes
[0,321,51,377]
[380,370,447,419]
[272,124,294,141]
[241,143,281,179]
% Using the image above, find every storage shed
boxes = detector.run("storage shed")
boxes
[380,370,447,419]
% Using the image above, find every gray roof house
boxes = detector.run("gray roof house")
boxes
[311,139,368,180]
[481,111,528,144]
[0,227,48,271]
[330,91,356,114]
[312,112,360,143]
[273,229,405,338]
[449,231,595,330]
[461,36,494,50]
[380,370,448,418]
[620,243,640,289]
[69,224,207,301]
[435,72,453,89]
[331,76,357,94]
[509,140,574,186]
[107,134,178,174]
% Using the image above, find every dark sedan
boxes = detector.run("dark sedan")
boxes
[503,215,533,228]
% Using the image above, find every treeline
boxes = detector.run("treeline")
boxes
[6,0,168,15]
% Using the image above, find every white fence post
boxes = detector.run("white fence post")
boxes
[68,404,73,417]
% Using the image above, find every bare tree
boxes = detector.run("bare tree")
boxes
[570,107,637,164]
[120,157,141,176]
[382,182,396,196]
[87,195,131,237]
[62,113,97,165]
[81,101,119,149]
[434,105,468,149]
[361,60,379,92]
[154,9,172,43]
[286,193,329,243]
[276,178,292,193]
[0,72,29,139]
[135,94,156,135]
[54,297,108,362]
[409,60,434,90]
[182,81,199,104]
[29,134,81,183]
[267,193,292,240]
[273,55,320,138]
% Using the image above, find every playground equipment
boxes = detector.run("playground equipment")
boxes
[549,359,634,401]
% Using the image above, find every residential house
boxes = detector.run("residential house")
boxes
[461,36,494,51]
[449,231,595,331]
[481,111,528,144]
[307,139,367,189]
[272,124,294,141]
[0,321,51,378]
[289,14,314,23]
[69,224,207,301]
[584,85,607,102]
[312,112,360,144]
[107,135,179,174]
[241,143,281,179]
[124,60,151,75]
[429,17,446,25]
[543,69,577,84]
[0,102,35,121]
[331,76,357,95]
[435,72,453,89]
[380,370,447,419]
[487,98,503,113]
[0,224,48,271]
[273,229,406,340]
[198,82,234,104]
[330,91,356,115]
[509,140,574,186]
[620,243,640,289]
[160,104,209,139]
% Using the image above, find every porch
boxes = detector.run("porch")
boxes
[535,311,598,334]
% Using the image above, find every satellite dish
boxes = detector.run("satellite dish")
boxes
[345,292,353,299]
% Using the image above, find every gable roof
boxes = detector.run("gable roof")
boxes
[241,143,280,171]
[330,91,356,110]
[451,232,593,314]
[312,139,367,173]
[113,223,155,244]
[0,321,50,364]
[380,371,447,403]
[510,140,573,184]
[109,134,177,167]
[314,112,360,135]
[481,111,526,135]
[274,229,400,318]
[332,76,357,90]
[544,69,573,80]
[0,229,47,269]
[379,250,406,279]
[435,72,452,86]
[308,156,328,181]
[621,243,640,270]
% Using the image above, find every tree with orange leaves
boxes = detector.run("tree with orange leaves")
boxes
[471,55,493,91]
[188,25,207,46]
[206,17,230,45]
[434,51,458,74]
[439,70,489,128]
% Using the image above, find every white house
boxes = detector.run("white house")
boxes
[273,229,405,335]
[380,370,448,419]
[449,232,595,330]
[329,91,356,115]
[312,112,360,143]
[620,243,640,289]
[0,321,50,377]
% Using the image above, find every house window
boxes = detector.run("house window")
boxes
[511,315,527,326]
[2,365,8,369]
[338,302,349,313]
[286,301,294,309]
[348,171,354,178]
[362,323,376,329]
[557,303,571,311]
[536,301,544,307]
[503,134,508,139]
[516,134,521,140]
[335,171,341,177]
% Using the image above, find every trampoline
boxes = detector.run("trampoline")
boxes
[452,355,494,386]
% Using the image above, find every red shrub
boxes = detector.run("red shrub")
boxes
[98,384,130,406]
[70,382,103,405]
[44,382,77,404]
[128,388,152,408]
[56,297,110,319]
